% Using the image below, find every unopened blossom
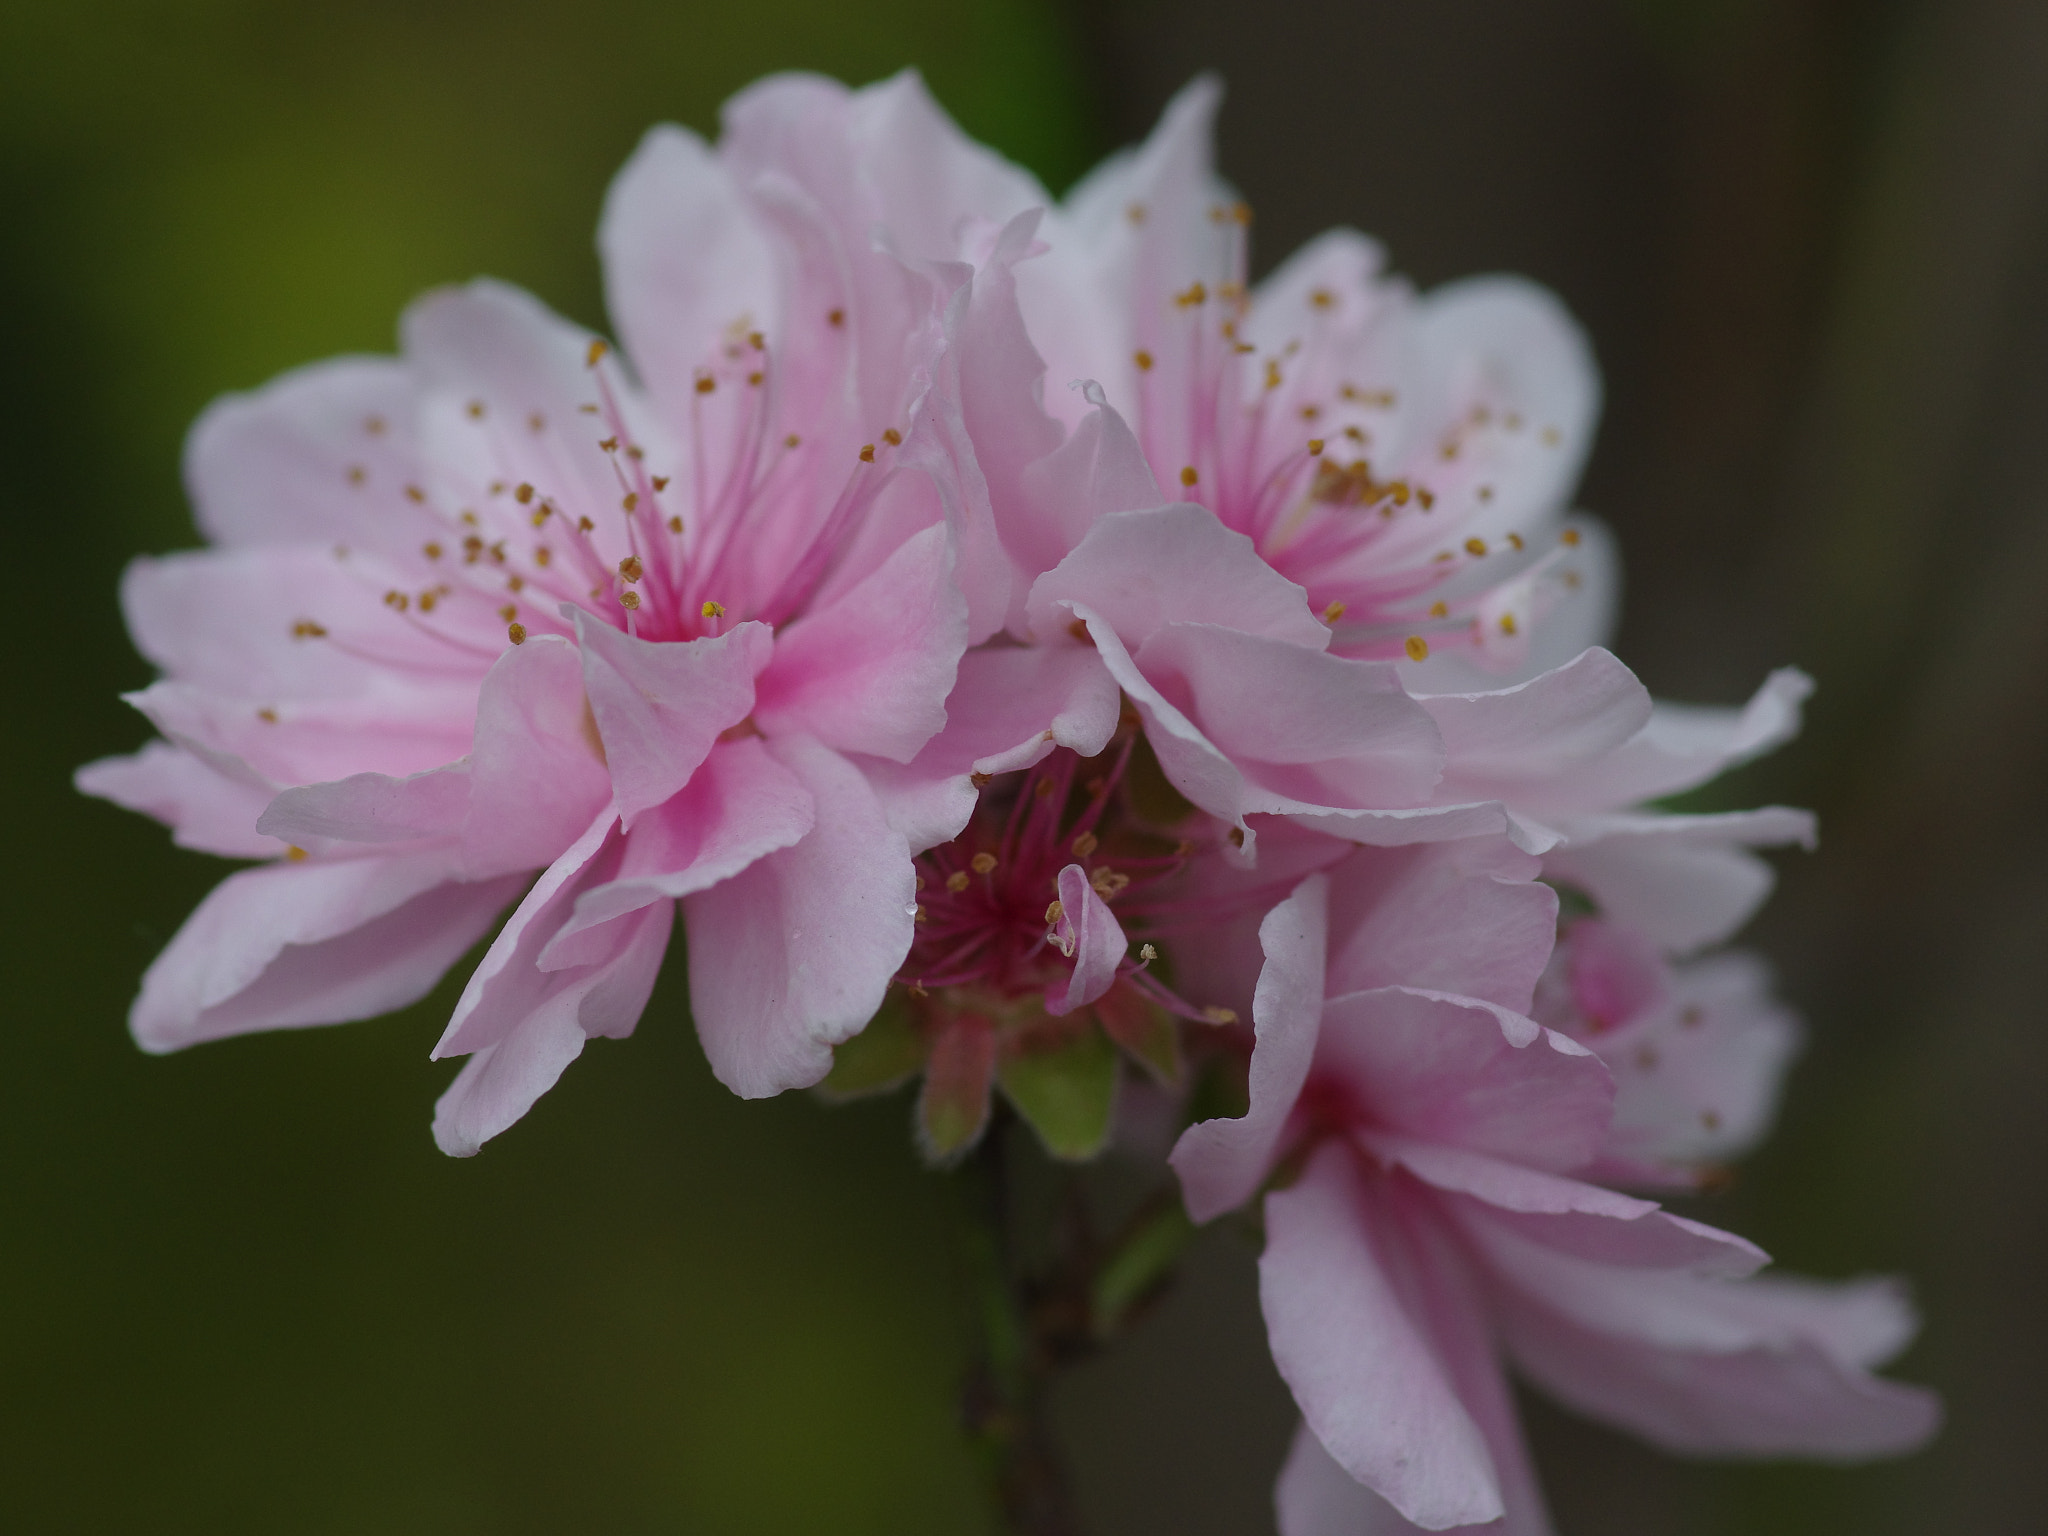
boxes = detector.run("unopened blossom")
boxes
[1170,869,1938,1533]
[80,108,980,1149]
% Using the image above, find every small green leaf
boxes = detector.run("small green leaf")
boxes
[1091,1200,1195,1337]
[818,997,927,1100]
[997,1023,1118,1161]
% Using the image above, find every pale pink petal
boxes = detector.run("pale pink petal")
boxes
[257,765,468,847]
[1044,863,1127,1017]
[1603,950,1801,1165]
[1321,990,1612,1173]
[1172,873,1328,1221]
[1494,1256,1941,1459]
[543,736,814,957]
[1133,622,1445,806]
[461,633,614,876]
[132,850,515,1052]
[598,123,778,412]
[752,522,968,762]
[1553,667,1815,810]
[431,897,673,1157]
[1323,840,1556,1012]
[575,613,770,825]
[1425,648,1652,801]
[432,812,620,1060]
[1275,1422,1413,1536]
[183,356,425,552]
[1011,381,1164,582]
[1261,1145,1505,1530]
[1027,502,1331,649]
[76,741,282,858]
[683,734,914,1097]
[1544,808,1816,952]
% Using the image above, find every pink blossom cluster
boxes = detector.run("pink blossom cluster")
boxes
[80,72,1936,1531]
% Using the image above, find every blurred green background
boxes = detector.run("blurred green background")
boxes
[6,0,2046,1532]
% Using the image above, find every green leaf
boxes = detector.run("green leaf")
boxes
[818,998,926,1100]
[1090,1201,1194,1338]
[996,1024,1118,1161]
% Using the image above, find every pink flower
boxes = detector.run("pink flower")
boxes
[79,104,980,1150]
[1171,867,1938,1532]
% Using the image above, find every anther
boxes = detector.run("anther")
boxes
[578,516,594,532]
[1180,466,1199,487]
[506,573,524,592]
[784,434,801,449]
[970,852,998,875]
[578,403,600,414]
[747,371,763,385]
[1561,527,1581,546]
[1045,900,1065,925]
[285,845,309,862]
[498,604,516,621]
[1090,867,1130,899]
[423,542,443,560]
[1175,281,1207,307]
[1310,288,1335,310]
[1070,832,1099,858]
[257,706,278,723]
[667,516,683,534]
[417,591,438,613]
[695,376,716,395]
[1404,635,1430,662]
[347,465,366,487]
[1542,427,1562,446]
[652,475,670,491]
[507,622,527,644]
[883,428,902,446]
[1499,613,1518,636]
[527,412,545,433]
[1507,531,1523,550]
[586,339,608,367]
[1464,538,1488,557]
[1134,349,1154,371]
[1138,943,1158,963]
[1308,438,1324,456]
[1322,600,1347,624]
[945,871,971,893]
[827,308,845,327]
[515,483,534,504]
[859,444,875,463]
[701,600,725,618]
[600,437,619,452]
[1477,485,1494,502]
[383,590,409,611]
[364,415,386,436]
[621,591,642,610]
[1202,1006,1239,1025]
[531,506,551,527]
[290,619,327,639]
[618,556,643,582]
[467,399,486,419]
[1428,601,1447,618]
[533,547,552,567]
[622,493,638,511]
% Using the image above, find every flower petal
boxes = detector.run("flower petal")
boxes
[1044,863,1127,1017]
[683,735,914,1097]
[76,741,282,858]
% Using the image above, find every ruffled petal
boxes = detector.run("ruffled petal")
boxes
[76,741,281,858]
[1043,863,1127,1017]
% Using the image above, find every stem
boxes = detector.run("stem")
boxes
[952,1122,1087,1536]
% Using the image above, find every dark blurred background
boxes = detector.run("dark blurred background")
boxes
[4,1,2043,1531]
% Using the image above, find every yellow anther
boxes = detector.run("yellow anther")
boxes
[1322,600,1347,624]
[285,845,309,862]
[784,434,801,449]
[533,547,552,567]
[748,331,765,350]
[622,493,639,511]
[1310,288,1335,310]
[1542,426,1562,446]
[1090,867,1130,899]
[667,516,684,534]
[1507,531,1524,550]
[507,622,527,645]
[1232,202,1251,225]
[969,852,998,875]
[1499,612,1519,636]
[694,375,716,395]
[515,483,534,504]
[618,556,643,581]
[578,403,600,414]
[1561,527,1582,546]
[1126,201,1147,225]
[1180,465,1199,487]
[1175,281,1207,307]
[620,591,641,610]
[1265,359,1283,390]
[1404,635,1430,662]
[747,371,763,386]
[383,589,409,611]
[364,415,386,436]
[652,475,670,491]
[827,307,845,327]
[883,428,903,446]
[498,604,516,621]
[290,619,328,639]
[1428,600,1448,618]
[422,542,443,560]
[1308,438,1325,456]
[1071,831,1099,858]
[1138,943,1158,963]
[701,600,725,619]
[466,399,486,420]
[1134,349,1154,371]
[417,590,438,613]
[586,338,608,367]
[527,412,545,433]
[506,573,524,592]
[1202,1005,1239,1025]
[256,706,278,723]
[1464,537,1488,557]
[858,443,875,463]
[531,507,551,527]
[945,870,971,893]
[599,437,619,453]
[577,516,594,532]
